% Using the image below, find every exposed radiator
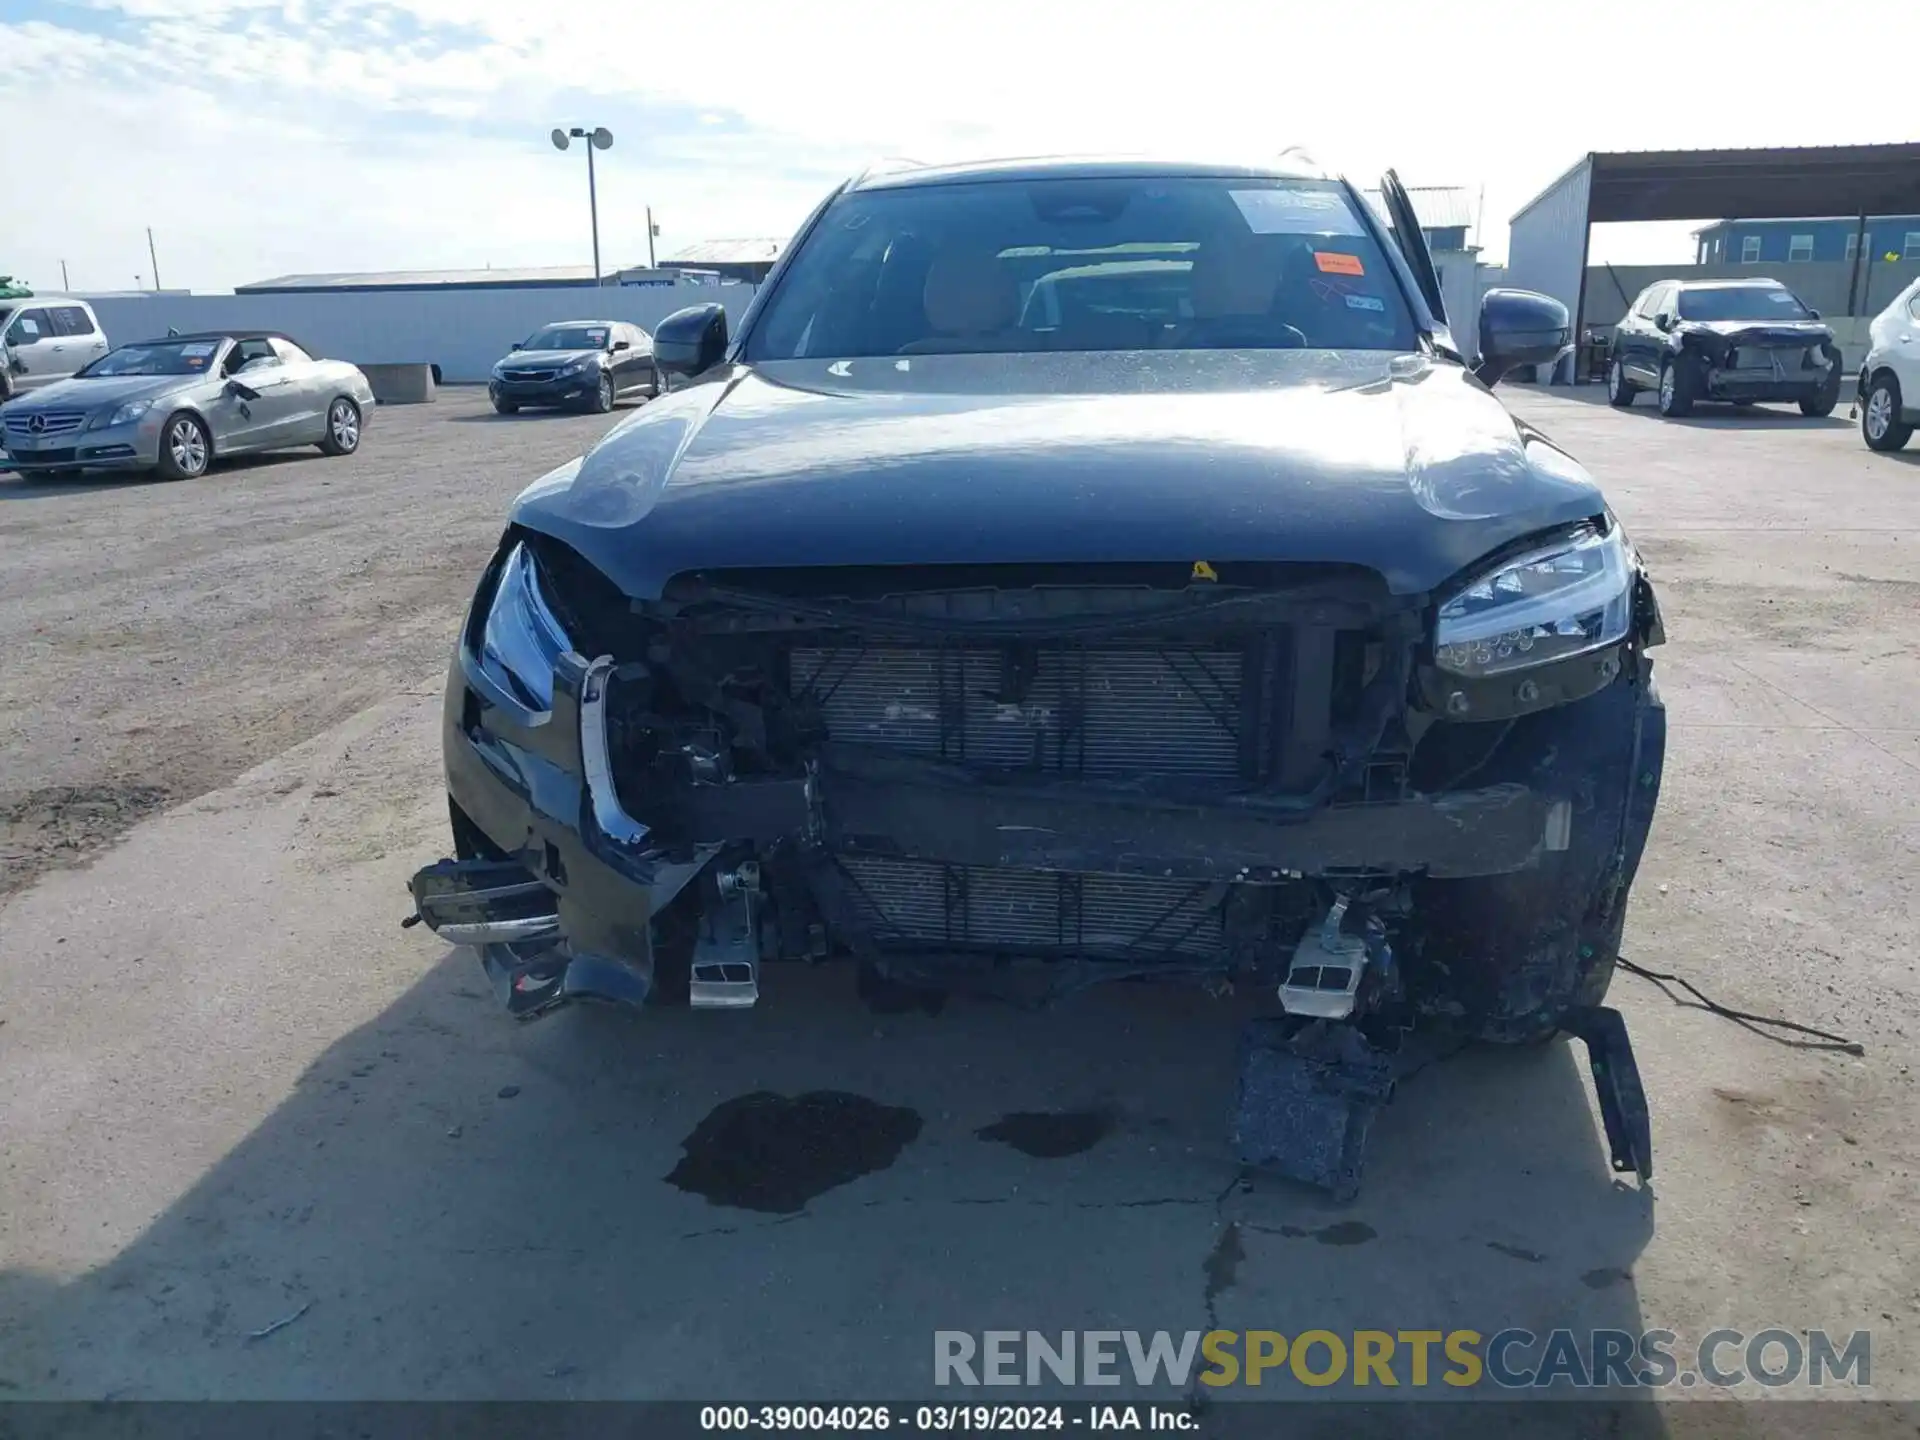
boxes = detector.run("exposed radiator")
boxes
[790,643,1243,781]
[838,855,1225,961]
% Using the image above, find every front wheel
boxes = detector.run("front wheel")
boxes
[1863,374,1915,452]
[589,372,615,414]
[1606,357,1636,407]
[1800,370,1840,418]
[155,412,212,481]
[319,396,361,455]
[1657,356,1696,417]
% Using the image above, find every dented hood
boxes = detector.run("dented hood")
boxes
[510,349,1606,598]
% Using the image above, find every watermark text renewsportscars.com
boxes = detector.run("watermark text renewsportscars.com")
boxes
[934,1328,1871,1390]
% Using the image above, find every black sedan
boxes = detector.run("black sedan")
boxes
[487,320,658,414]
[1607,278,1842,418]
[412,156,1666,1198]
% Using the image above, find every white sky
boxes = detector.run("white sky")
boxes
[5,0,1917,294]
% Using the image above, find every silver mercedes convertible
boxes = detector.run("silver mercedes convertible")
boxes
[0,330,374,480]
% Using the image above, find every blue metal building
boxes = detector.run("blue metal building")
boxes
[1694,216,1920,265]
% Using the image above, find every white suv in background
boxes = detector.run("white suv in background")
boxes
[1860,276,1920,453]
[0,297,111,403]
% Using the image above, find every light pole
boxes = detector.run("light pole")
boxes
[551,126,613,282]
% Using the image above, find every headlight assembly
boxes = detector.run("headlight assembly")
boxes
[558,358,596,378]
[91,398,155,430]
[1434,523,1632,678]
[475,543,573,710]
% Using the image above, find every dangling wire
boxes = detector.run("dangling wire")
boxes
[1616,955,1863,1055]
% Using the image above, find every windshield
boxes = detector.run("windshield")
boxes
[746,175,1418,359]
[1678,286,1812,322]
[521,325,610,351]
[78,340,226,377]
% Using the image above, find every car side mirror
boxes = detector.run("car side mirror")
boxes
[1807,307,1821,319]
[509,339,524,351]
[613,338,631,352]
[652,303,729,377]
[1653,313,1674,333]
[1473,288,1571,388]
[224,378,260,401]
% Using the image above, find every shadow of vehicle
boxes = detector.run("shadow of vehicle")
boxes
[0,947,1662,1415]
[0,471,151,501]
[1543,385,1852,429]
[444,401,650,424]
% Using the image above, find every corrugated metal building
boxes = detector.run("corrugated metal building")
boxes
[238,265,613,294]
[658,239,785,284]
[1359,184,1491,359]
[236,243,788,295]
[1506,144,1920,382]
[1358,185,1479,253]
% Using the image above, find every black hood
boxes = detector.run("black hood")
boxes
[510,350,1607,599]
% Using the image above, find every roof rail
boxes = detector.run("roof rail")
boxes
[853,156,926,185]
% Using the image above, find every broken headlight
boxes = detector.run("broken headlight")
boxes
[476,542,573,710]
[1434,523,1631,677]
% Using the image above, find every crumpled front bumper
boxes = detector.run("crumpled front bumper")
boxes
[416,638,1608,1013]
[414,648,719,1012]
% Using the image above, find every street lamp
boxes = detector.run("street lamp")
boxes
[550,126,614,283]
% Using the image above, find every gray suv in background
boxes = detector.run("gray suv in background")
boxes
[1,298,110,402]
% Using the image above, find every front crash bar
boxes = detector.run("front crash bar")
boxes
[1562,1005,1654,1182]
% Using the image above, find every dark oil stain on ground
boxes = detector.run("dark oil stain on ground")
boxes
[975,1108,1114,1158]
[1487,1240,1547,1264]
[1312,1220,1376,1246]
[1203,1221,1244,1304]
[1271,1220,1377,1246]
[666,1091,923,1214]
[856,965,946,1016]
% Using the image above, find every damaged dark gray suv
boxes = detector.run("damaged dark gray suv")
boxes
[410,156,1667,1199]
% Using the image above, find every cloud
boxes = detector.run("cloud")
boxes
[4,0,1918,290]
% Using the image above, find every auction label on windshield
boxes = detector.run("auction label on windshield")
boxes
[1228,187,1362,236]
[1313,251,1365,276]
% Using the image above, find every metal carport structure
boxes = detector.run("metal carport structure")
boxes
[1505,144,1920,381]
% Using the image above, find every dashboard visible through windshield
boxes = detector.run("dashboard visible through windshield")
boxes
[746,175,1417,359]
[78,340,228,377]
[523,326,611,351]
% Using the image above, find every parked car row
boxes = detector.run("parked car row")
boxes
[0,306,669,481]
[1604,272,1920,453]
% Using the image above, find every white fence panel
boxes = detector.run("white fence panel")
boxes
[80,282,759,384]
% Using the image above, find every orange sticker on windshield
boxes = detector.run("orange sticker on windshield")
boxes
[1314,251,1365,275]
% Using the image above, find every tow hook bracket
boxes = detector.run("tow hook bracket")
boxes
[1232,1019,1397,1202]
[1562,1005,1654,1182]
[689,862,761,1009]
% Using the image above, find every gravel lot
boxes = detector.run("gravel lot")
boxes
[0,394,621,898]
[1,384,1916,1405]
